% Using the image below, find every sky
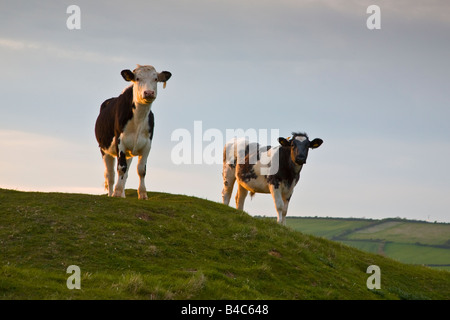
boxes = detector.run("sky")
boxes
[0,0,449,222]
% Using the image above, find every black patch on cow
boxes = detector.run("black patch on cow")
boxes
[95,86,135,151]
[236,143,261,183]
[234,143,274,183]
[118,151,127,173]
[237,160,258,182]
[266,146,300,189]
[148,111,155,140]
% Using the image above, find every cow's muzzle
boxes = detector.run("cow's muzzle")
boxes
[295,157,306,165]
[143,90,156,100]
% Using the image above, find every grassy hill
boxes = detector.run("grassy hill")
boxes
[286,218,450,271]
[0,188,449,300]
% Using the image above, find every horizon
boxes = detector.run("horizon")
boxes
[2,186,449,225]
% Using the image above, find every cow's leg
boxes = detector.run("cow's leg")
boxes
[222,163,236,205]
[137,150,150,200]
[281,198,290,225]
[270,185,286,225]
[113,151,132,198]
[235,183,248,211]
[102,152,115,196]
[280,191,294,225]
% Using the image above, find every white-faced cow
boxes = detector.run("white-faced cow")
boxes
[95,64,171,199]
[222,132,323,225]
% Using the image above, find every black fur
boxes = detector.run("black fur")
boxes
[237,157,258,182]
[266,146,300,189]
[148,109,155,140]
[94,86,155,152]
[95,86,134,151]
[236,143,260,182]
[118,151,127,173]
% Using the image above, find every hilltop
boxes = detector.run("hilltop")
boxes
[0,188,448,299]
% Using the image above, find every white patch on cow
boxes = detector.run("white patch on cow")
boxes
[120,108,152,157]
[294,135,307,142]
[132,65,159,106]
[240,172,270,194]
[101,110,152,158]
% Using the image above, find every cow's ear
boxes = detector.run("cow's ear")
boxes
[278,137,291,147]
[309,138,323,149]
[158,71,172,82]
[121,69,135,82]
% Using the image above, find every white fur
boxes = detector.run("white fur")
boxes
[132,65,160,105]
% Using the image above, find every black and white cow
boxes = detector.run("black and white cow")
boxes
[95,65,171,199]
[222,132,323,224]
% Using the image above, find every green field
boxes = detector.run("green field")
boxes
[384,243,450,265]
[285,218,373,239]
[347,221,450,246]
[1,189,449,300]
[286,217,450,271]
[338,240,381,254]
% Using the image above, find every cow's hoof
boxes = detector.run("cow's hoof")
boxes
[112,191,125,198]
[138,193,148,200]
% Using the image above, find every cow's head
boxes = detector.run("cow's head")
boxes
[121,65,172,105]
[278,132,323,165]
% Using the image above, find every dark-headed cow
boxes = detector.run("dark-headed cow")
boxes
[95,64,172,199]
[222,132,323,225]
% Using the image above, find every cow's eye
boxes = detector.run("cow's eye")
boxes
[154,78,158,81]
[136,77,140,81]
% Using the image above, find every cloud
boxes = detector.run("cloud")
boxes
[0,37,126,64]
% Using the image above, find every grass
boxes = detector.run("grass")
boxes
[0,188,449,299]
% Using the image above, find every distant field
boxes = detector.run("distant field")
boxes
[384,243,450,265]
[285,218,372,238]
[338,240,381,254]
[347,221,450,246]
[286,217,450,271]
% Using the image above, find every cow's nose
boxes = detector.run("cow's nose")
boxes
[143,90,155,98]
[296,157,306,165]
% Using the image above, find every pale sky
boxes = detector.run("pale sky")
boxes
[1,0,449,222]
